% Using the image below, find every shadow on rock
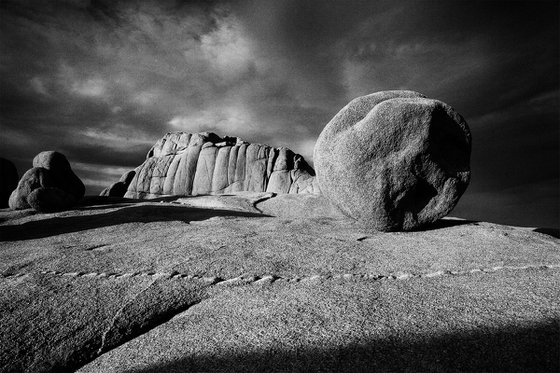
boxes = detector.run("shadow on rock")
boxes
[0,205,269,241]
[533,227,560,239]
[122,321,558,373]
[412,218,478,232]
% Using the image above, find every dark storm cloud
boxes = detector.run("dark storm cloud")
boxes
[0,0,558,226]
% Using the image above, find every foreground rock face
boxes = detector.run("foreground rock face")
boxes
[314,90,471,231]
[8,151,85,212]
[0,158,18,208]
[0,194,558,373]
[122,132,317,199]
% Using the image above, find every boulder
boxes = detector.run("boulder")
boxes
[99,170,136,198]
[118,132,317,199]
[8,167,55,210]
[33,151,85,200]
[27,187,77,213]
[314,90,471,231]
[0,158,18,208]
[9,151,84,212]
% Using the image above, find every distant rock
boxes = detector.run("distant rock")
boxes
[0,158,18,208]
[33,151,85,199]
[112,132,317,199]
[314,90,471,231]
[9,151,84,212]
[27,187,77,213]
[8,167,54,210]
[100,170,136,198]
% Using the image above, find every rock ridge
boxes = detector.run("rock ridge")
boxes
[108,132,318,199]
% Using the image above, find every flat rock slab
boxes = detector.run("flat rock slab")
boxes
[0,193,558,372]
[174,192,276,214]
[79,270,559,373]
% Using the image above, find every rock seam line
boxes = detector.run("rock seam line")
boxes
[2,264,559,284]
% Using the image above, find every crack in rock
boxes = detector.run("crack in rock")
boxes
[1,264,559,284]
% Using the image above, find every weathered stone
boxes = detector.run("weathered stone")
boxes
[192,146,218,195]
[100,170,136,198]
[0,158,18,208]
[314,90,471,231]
[113,132,316,199]
[233,144,248,193]
[27,187,76,212]
[33,151,85,200]
[211,146,231,193]
[106,182,128,197]
[267,170,291,194]
[8,167,54,210]
[163,155,181,195]
[119,170,136,185]
[9,152,84,212]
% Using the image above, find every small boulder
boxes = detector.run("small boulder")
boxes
[9,151,84,212]
[99,170,136,198]
[119,170,136,185]
[314,90,471,231]
[33,151,85,200]
[104,182,128,197]
[9,167,55,210]
[0,158,18,208]
[27,187,77,213]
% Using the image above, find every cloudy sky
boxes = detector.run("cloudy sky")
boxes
[0,0,558,227]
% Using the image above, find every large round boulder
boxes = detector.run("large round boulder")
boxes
[314,90,471,231]
[0,158,18,208]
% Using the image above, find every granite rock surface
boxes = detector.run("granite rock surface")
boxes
[115,132,317,199]
[9,151,84,212]
[0,193,558,372]
[314,90,471,231]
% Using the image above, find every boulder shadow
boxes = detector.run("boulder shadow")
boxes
[121,321,558,373]
[0,205,269,241]
[413,218,479,232]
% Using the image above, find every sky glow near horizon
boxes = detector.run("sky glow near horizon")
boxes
[0,0,558,227]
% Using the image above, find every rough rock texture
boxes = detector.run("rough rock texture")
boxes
[100,171,136,198]
[27,187,77,213]
[0,158,18,208]
[117,132,317,199]
[33,151,85,199]
[8,167,55,210]
[8,151,84,212]
[0,194,558,373]
[314,90,471,231]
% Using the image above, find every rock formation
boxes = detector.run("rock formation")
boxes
[9,151,85,212]
[314,90,471,231]
[100,170,136,198]
[0,158,18,208]
[115,132,317,199]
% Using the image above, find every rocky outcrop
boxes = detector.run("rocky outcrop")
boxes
[121,132,317,199]
[314,90,471,231]
[0,158,18,208]
[9,151,85,212]
[100,170,136,198]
